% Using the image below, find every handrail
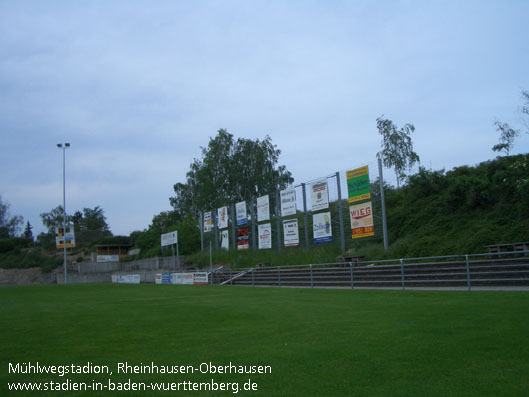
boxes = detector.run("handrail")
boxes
[212,250,529,278]
[220,268,253,285]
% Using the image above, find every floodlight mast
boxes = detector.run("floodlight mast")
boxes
[57,143,70,283]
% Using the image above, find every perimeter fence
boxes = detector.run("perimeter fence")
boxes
[199,158,389,255]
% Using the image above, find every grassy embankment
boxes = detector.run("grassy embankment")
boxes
[189,154,529,268]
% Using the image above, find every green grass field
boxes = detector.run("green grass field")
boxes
[1,284,528,396]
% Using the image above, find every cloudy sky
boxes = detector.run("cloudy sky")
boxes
[2,0,528,237]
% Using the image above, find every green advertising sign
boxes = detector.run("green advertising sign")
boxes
[346,166,371,203]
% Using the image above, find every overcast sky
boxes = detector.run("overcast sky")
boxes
[2,0,528,237]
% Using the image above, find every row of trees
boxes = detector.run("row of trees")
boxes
[39,205,111,245]
[169,124,420,218]
[1,194,112,244]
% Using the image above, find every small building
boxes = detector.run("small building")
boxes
[93,244,132,263]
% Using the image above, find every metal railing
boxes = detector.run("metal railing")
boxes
[77,256,184,273]
[209,251,529,291]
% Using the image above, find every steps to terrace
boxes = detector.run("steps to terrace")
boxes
[211,253,529,290]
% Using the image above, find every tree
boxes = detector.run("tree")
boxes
[492,121,520,155]
[40,206,69,234]
[376,116,420,188]
[149,210,181,234]
[40,205,111,242]
[492,89,529,154]
[0,195,24,238]
[78,206,110,234]
[130,212,200,257]
[170,129,294,217]
[521,90,529,133]
[23,221,34,242]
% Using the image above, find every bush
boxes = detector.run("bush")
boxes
[0,238,29,253]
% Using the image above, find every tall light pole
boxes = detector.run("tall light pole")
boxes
[57,143,70,284]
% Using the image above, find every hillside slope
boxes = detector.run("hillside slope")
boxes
[382,154,529,258]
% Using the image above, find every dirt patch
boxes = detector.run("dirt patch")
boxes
[0,268,43,285]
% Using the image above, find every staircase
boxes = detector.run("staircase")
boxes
[212,255,529,290]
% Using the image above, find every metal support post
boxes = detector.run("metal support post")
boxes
[278,266,281,287]
[199,212,204,251]
[275,190,281,254]
[250,197,257,250]
[465,254,471,291]
[209,240,212,270]
[378,157,389,250]
[350,262,354,289]
[310,264,313,288]
[251,268,254,286]
[57,143,70,284]
[400,259,405,290]
[336,172,345,253]
[213,208,218,249]
[230,204,236,251]
[302,183,309,248]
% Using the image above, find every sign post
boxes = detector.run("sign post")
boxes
[161,231,179,267]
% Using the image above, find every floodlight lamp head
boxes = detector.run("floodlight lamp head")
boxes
[57,144,62,148]
[65,143,70,147]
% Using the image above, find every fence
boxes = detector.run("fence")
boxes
[77,256,184,273]
[209,251,529,290]
[200,158,388,255]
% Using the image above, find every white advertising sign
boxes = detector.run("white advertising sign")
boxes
[258,223,272,249]
[217,206,229,229]
[311,179,329,212]
[257,195,270,222]
[171,273,194,285]
[171,272,209,285]
[56,236,76,249]
[203,211,212,232]
[55,225,76,249]
[97,255,120,263]
[236,201,248,226]
[221,230,229,250]
[283,219,299,247]
[192,272,209,285]
[154,273,172,284]
[112,274,140,284]
[161,231,178,247]
[350,201,375,239]
[313,212,332,243]
[280,188,297,217]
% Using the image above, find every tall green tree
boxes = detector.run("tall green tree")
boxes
[492,89,529,154]
[78,206,110,234]
[40,206,69,234]
[170,129,293,217]
[0,195,24,238]
[521,90,529,132]
[23,221,34,242]
[130,212,200,257]
[492,121,520,155]
[376,116,420,188]
[40,205,111,241]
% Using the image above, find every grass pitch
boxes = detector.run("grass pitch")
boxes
[1,284,528,396]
